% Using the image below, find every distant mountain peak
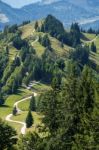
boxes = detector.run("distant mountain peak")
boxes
[41,0,61,4]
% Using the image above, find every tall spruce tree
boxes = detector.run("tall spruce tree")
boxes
[71,66,96,149]
[34,21,39,30]
[0,119,16,150]
[29,95,36,111]
[26,110,33,128]
[91,42,97,53]
[13,106,17,116]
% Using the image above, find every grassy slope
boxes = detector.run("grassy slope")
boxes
[0,87,32,119]
[13,83,50,133]
[12,111,43,134]
[0,87,32,133]
[20,23,72,58]
[0,22,99,134]
[0,82,50,134]
[82,33,96,41]
[82,33,99,66]
[0,23,52,135]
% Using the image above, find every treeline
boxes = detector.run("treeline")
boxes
[39,15,81,47]
[0,15,98,106]
[0,63,98,149]
[0,15,99,149]
[0,36,65,106]
[81,27,99,35]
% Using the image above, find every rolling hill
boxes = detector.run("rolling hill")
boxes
[0,15,98,150]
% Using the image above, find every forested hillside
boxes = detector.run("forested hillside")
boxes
[0,15,99,150]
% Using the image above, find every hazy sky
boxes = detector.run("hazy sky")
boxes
[2,0,41,8]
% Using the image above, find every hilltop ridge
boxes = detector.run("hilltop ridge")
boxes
[0,0,99,30]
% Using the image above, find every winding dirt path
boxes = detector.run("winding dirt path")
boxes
[5,92,37,135]
[5,30,39,135]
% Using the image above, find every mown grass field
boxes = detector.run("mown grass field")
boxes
[82,33,99,66]
[0,83,50,134]
[94,36,99,53]
[20,22,35,39]
[31,82,51,93]
[32,41,45,57]
[12,111,43,133]
[20,23,72,58]
[83,33,96,41]
[0,87,32,119]
[50,36,71,56]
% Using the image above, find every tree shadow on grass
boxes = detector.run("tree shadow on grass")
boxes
[0,104,10,108]
[81,33,90,41]
[14,88,26,96]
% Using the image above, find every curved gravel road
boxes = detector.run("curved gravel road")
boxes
[5,30,39,135]
[5,92,37,135]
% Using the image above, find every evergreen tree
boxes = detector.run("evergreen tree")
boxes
[91,42,97,53]
[60,40,64,48]
[56,59,65,71]
[29,95,36,111]
[34,21,39,30]
[13,106,17,116]
[39,90,60,135]
[80,66,95,114]
[17,132,42,150]
[69,45,89,66]
[51,75,61,90]
[14,56,21,66]
[11,80,17,94]
[26,110,33,128]
[70,23,81,46]
[0,119,16,150]
[0,93,4,106]
[5,46,9,54]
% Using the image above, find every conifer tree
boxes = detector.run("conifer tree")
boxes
[34,21,38,30]
[13,106,17,116]
[0,119,16,150]
[91,42,97,53]
[26,110,33,128]
[0,93,4,106]
[29,95,36,111]
[5,46,9,54]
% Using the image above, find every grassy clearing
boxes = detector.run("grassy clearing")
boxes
[94,36,99,53]
[19,22,72,58]
[18,83,51,111]
[12,112,42,124]
[81,33,99,66]
[0,83,50,134]
[31,82,51,93]
[9,45,19,62]
[18,94,39,111]
[50,37,71,56]
[18,98,30,111]
[12,111,43,134]
[32,41,45,57]
[13,83,51,134]
[20,22,35,39]
[0,87,32,120]
[82,33,96,41]
[0,87,32,134]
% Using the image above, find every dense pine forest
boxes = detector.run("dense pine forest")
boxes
[0,15,99,150]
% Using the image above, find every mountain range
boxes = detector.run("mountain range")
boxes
[0,0,99,30]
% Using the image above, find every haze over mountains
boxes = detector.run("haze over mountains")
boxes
[0,0,99,30]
